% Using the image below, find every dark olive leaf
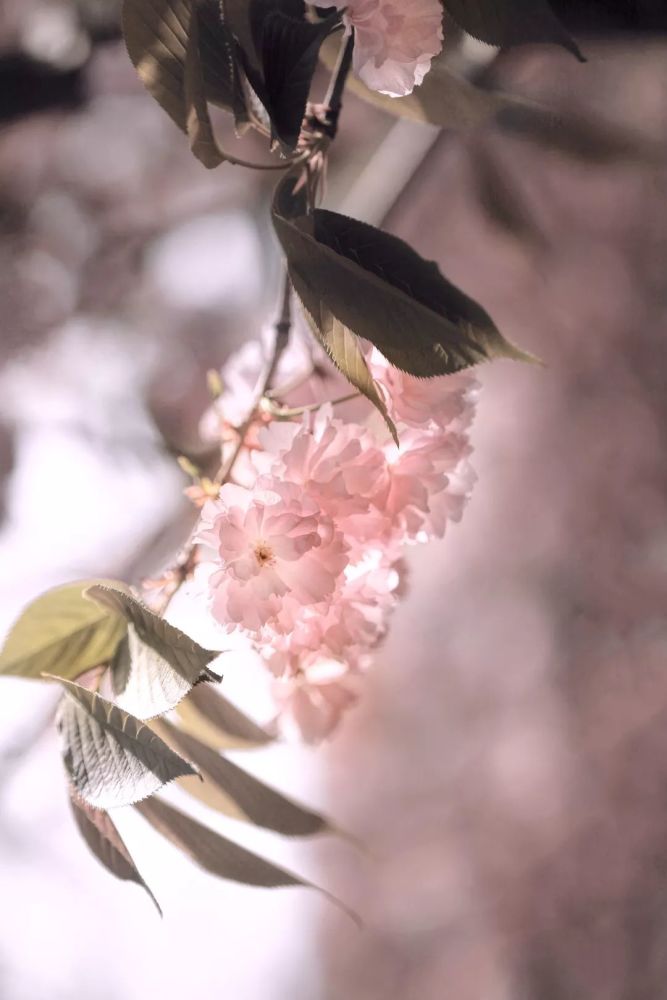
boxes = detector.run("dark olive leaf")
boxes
[69,789,161,914]
[156,718,330,835]
[183,0,227,167]
[495,103,667,167]
[53,678,197,809]
[85,584,221,720]
[291,268,398,444]
[223,0,337,150]
[122,0,247,166]
[135,796,358,921]
[441,0,584,61]
[273,175,535,379]
[176,683,276,750]
[0,580,126,681]
[257,6,339,149]
[469,140,548,251]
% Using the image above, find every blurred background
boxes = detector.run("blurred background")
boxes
[2,2,667,998]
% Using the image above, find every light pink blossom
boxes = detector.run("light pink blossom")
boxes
[272,662,360,743]
[260,549,400,677]
[197,479,348,633]
[199,327,315,443]
[256,406,389,522]
[369,348,479,431]
[325,0,444,98]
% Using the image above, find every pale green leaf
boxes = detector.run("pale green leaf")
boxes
[85,584,221,720]
[0,580,126,681]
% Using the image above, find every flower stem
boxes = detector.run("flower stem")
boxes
[323,31,354,138]
[262,390,361,420]
[150,273,293,614]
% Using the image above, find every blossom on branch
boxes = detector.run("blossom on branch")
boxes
[324,0,444,97]
[197,343,479,741]
[197,480,347,633]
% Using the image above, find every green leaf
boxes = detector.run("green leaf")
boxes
[135,796,358,921]
[53,678,197,809]
[85,584,221,720]
[441,0,584,61]
[273,175,535,379]
[122,0,245,167]
[256,4,338,150]
[291,269,398,445]
[0,580,126,681]
[176,683,275,750]
[69,788,161,914]
[224,0,338,150]
[155,718,330,836]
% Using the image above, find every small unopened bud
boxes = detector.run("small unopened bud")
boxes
[177,456,200,480]
[207,369,224,400]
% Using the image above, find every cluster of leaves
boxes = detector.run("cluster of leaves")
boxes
[0,582,343,913]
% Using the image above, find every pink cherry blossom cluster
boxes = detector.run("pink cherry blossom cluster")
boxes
[322,0,444,98]
[196,331,477,742]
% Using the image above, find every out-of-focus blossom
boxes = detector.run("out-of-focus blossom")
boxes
[324,0,444,97]
[271,661,360,744]
[199,327,315,443]
[197,479,348,633]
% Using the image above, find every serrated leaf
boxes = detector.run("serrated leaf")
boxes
[442,0,584,61]
[53,678,197,809]
[256,5,338,149]
[85,584,221,720]
[176,683,275,750]
[273,175,534,379]
[135,796,358,922]
[69,789,161,914]
[223,0,337,150]
[122,0,244,166]
[0,580,126,681]
[291,270,398,444]
[156,718,330,835]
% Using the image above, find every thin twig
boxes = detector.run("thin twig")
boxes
[151,271,293,614]
[323,31,355,137]
[262,390,361,420]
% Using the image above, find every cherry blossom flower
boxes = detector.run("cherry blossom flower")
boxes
[199,326,315,444]
[324,0,444,98]
[369,347,479,431]
[271,661,360,743]
[260,548,400,677]
[197,479,348,633]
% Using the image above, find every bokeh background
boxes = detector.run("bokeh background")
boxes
[2,2,667,998]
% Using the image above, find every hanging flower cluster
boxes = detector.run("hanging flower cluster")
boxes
[322,0,445,97]
[196,332,478,742]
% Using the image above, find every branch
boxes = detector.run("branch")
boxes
[150,271,293,614]
[322,31,354,139]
